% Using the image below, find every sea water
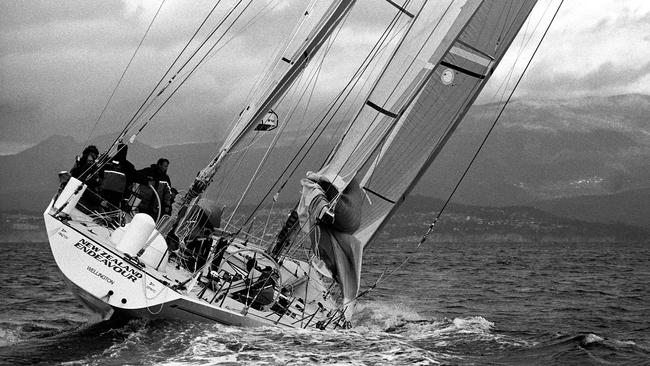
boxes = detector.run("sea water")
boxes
[0,240,648,365]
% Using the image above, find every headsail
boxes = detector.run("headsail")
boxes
[301,0,539,310]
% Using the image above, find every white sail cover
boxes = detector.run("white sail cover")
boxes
[303,0,538,309]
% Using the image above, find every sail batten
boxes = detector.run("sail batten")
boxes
[307,0,539,258]
[351,0,539,249]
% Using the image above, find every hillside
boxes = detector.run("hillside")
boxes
[532,188,650,229]
[388,196,649,243]
[3,197,647,244]
[0,94,648,229]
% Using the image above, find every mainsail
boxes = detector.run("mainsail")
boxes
[301,0,539,310]
[173,0,357,239]
[185,0,356,200]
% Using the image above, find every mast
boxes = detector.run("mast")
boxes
[194,0,355,195]
[173,0,357,237]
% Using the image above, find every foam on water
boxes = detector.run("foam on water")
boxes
[2,241,649,364]
[351,300,425,330]
[0,329,20,347]
[94,318,451,365]
[582,333,604,345]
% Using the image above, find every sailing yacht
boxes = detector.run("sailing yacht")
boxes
[44,0,548,329]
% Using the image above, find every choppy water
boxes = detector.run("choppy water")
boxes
[1,240,648,365]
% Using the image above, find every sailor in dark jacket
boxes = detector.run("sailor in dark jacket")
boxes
[137,158,172,216]
[70,145,100,181]
[101,143,136,209]
[70,145,104,211]
[138,158,171,186]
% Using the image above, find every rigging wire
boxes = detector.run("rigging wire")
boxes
[238,0,319,107]
[82,0,273,190]
[179,0,283,82]
[103,0,254,182]
[329,0,450,181]
[224,37,327,229]
[84,0,229,178]
[113,0,227,146]
[143,1,254,124]
[238,4,411,225]
[352,0,565,301]
[127,0,251,141]
[233,22,340,229]
[286,29,339,155]
[85,0,168,145]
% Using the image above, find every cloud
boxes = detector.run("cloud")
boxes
[482,0,650,100]
[506,58,650,100]
[0,1,122,30]
[0,0,308,144]
[1,0,650,151]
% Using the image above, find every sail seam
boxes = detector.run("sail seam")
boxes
[456,39,494,60]
[362,186,396,204]
[365,100,398,118]
[450,45,492,67]
[383,0,414,18]
[440,60,485,79]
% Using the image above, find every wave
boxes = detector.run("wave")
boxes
[0,318,136,365]
[486,332,650,365]
[1,299,648,365]
[351,301,530,345]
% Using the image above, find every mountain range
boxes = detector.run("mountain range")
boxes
[1,94,648,230]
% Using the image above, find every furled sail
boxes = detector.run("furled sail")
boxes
[302,0,539,312]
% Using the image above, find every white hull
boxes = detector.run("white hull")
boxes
[44,201,343,329]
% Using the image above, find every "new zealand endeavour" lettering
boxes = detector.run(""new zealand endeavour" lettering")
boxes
[74,239,142,282]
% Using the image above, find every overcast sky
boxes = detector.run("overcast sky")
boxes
[1,0,649,154]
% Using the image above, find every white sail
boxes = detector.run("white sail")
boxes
[223,0,356,152]
[301,0,539,312]
[174,0,357,237]
[196,0,356,186]
[323,0,538,247]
